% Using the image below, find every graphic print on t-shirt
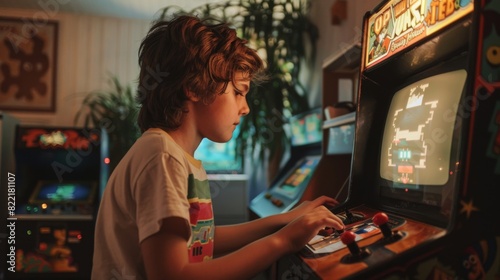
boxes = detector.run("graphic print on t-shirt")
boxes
[187,174,214,262]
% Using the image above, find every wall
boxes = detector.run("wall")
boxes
[0,8,150,126]
[306,0,382,107]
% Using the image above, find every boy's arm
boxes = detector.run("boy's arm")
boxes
[141,205,342,280]
[214,195,339,255]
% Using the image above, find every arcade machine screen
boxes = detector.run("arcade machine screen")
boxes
[307,68,468,254]
[325,112,356,155]
[378,69,467,226]
[290,110,323,146]
[29,181,97,204]
[272,156,321,200]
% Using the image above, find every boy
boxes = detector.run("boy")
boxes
[91,15,344,280]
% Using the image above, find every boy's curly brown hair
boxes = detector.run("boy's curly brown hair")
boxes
[136,15,265,133]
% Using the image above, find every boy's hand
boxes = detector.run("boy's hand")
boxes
[284,195,339,223]
[274,205,344,253]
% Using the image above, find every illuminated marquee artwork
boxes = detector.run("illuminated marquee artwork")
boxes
[19,128,100,150]
[365,0,474,69]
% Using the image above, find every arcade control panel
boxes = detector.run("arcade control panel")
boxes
[280,205,446,279]
[249,156,321,217]
[305,208,405,255]
[15,202,94,219]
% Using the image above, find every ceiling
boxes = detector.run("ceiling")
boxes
[0,0,223,20]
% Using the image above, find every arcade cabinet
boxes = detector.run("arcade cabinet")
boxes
[276,0,500,279]
[249,108,324,218]
[6,126,108,280]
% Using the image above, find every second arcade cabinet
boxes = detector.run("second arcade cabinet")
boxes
[249,108,325,218]
[7,126,108,280]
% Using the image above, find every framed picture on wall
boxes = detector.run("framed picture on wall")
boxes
[0,17,58,112]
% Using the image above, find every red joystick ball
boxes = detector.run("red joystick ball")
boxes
[340,230,356,245]
[340,231,361,256]
[372,212,389,225]
[372,212,393,238]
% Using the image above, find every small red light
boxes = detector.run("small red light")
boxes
[77,234,82,240]
[104,157,110,164]
[405,188,409,192]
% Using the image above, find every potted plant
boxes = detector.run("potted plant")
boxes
[159,0,318,181]
[74,76,141,172]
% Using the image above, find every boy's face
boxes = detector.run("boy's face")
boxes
[193,71,250,143]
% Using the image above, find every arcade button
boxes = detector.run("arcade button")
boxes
[271,198,284,207]
[41,203,48,213]
[318,227,344,237]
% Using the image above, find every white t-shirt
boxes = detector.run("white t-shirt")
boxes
[91,128,214,280]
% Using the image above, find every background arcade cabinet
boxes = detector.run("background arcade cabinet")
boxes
[7,126,108,280]
[249,108,324,218]
[276,0,500,279]
[249,101,356,219]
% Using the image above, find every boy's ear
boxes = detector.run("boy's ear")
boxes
[185,89,200,102]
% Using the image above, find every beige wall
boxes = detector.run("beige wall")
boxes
[306,0,382,107]
[0,8,150,126]
[1,0,383,126]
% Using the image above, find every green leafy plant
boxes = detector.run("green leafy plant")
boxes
[160,0,318,180]
[74,76,141,171]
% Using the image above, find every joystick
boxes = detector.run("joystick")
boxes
[342,208,365,224]
[339,231,370,263]
[345,208,354,221]
[372,212,404,243]
[372,212,392,238]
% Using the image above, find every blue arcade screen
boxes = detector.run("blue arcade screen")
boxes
[290,108,323,146]
[31,181,95,203]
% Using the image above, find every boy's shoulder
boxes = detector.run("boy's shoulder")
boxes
[136,128,181,154]
[126,128,203,173]
[133,128,195,165]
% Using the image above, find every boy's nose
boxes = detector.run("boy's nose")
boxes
[240,100,250,116]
